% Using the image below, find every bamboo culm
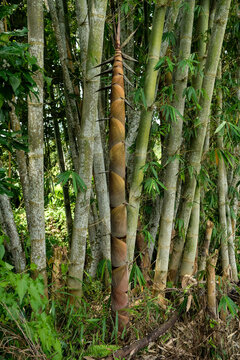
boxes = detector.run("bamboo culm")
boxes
[127,1,168,269]
[168,0,232,282]
[153,0,195,293]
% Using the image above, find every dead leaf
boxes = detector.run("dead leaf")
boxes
[186,294,193,312]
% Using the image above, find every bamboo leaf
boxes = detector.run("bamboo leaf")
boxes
[225,296,238,317]
[56,171,71,187]
[214,121,226,134]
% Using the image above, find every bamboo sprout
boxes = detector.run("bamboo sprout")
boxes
[109,20,129,331]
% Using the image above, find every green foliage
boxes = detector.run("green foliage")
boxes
[160,104,184,123]
[183,86,200,108]
[0,127,27,153]
[84,344,119,358]
[0,35,39,122]
[141,226,154,246]
[178,54,199,76]
[130,263,146,287]
[0,247,62,359]
[0,167,17,196]
[162,31,176,47]
[218,295,239,318]
[154,55,175,72]
[0,4,18,20]
[97,259,112,281]
[56,170,87,195]
[142,161,166,197]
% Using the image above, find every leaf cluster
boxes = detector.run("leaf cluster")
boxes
[0,238,62,359]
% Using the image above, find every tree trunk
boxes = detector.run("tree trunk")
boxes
[153,0,195,293]
[127,1,167,268]
[68,0,108,301]
[168,0,232,282]
[0,194,26,273]
[47,0,80,171]
[9,103,30,228]
[88,200,102,279]
[75,0,89,78]
[93,119,111,267]
[27,0,47,288]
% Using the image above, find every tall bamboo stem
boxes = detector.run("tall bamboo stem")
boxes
[68,0,108,300]
[168,0,232,282]
[127,0,168,268]
[153,0,195,293]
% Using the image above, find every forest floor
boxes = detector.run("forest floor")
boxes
[105,287,240,360]
[133,315,240,360]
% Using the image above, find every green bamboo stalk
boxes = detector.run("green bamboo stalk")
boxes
[68,0,108,301]
[127,0,168,267]
[192,0,210,93]
[216,62,230,277]
[180,186,200,277]
[179,0,210,279]
[153,0,195,294]
[168,0,232,282]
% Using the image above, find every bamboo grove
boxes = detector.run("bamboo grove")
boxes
[0,0,239,358]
